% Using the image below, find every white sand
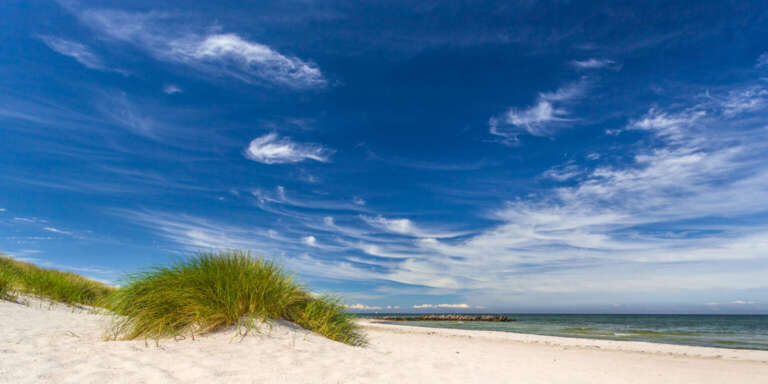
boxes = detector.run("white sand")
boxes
[1,298,767,383]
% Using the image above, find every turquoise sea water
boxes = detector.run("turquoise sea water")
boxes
[364,314,768,350]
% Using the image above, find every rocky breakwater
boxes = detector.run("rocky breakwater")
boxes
[379,314,516,322]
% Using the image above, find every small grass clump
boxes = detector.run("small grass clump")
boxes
[292,295,365,346]
[105,251,365,346]
[0,270,14,301]
[0,255,114,306]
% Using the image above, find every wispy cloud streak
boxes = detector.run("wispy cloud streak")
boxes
[489,80,588,143]
[361,215,465,239]
[39,36,125,74]
[76,9,325,88]
[245,133,333,164]
[570,58,616,70]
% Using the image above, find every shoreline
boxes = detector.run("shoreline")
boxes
[357,319,768,362]
[360,316,768,354]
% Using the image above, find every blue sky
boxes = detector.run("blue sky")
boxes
[2,0,768,313]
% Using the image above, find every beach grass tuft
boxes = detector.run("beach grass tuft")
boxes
[292,294,366,346]
[104,250,365,346]
[0,270,14,300]
[0,255,114,306]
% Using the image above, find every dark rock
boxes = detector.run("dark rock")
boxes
[379,315,516,322]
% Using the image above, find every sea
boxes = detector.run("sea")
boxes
[363,314,768,350]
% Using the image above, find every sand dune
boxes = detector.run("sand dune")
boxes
[1,298,766,383]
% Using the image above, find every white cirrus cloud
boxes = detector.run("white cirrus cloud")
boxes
[163,84,182,94]
[494,101,567,133]
[570,58,616,70]
[76,9,325,88]
[244,133,333,164]
[39,35,125,74]
[353,196,366,206]
[118,210,276,252]
[628,108,706,140]
[339,240,414,259]
[489,80,587,143]
[757,52,768,68]
[43,227,71,235]
[14,217,44,223]
[302,235,318,247]
[542,163,582,181]
[364,216,415,234]
[183,33,325,88]
[360,215,464,239]
[721,87,768,116]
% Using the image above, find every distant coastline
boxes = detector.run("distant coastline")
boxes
[360,313,768,351]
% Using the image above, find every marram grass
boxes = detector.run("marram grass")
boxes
[0,268,13,300]
[0,251,365,345]
[104,251,366,346]
[0,255,114,306]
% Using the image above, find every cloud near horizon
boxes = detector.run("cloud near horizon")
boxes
[413,303,470,309]
[346,303,383,310]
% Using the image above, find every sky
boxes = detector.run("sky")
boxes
[2,0,768,314]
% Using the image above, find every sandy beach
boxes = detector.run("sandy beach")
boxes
[1,298,766,383]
